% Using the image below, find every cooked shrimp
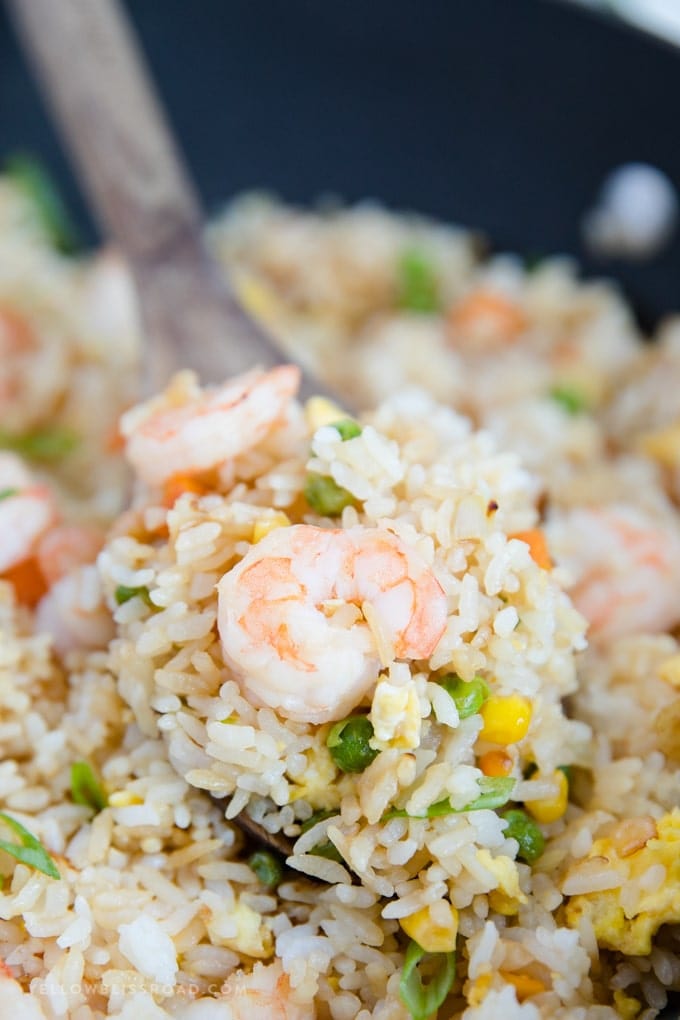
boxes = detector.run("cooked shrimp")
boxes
[0,960,48,1020]
[0,452,56,574]
[35,564,114,655]
[217,524,447,723]
[447,288,528,350]
[36,523,106,586]
[122,365,300,486]
[174,960,314,1020]
[546,504,680,644]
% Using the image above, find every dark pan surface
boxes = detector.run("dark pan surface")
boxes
[1,0,680,327]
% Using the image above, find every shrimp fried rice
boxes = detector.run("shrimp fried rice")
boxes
[0,175,679,1019]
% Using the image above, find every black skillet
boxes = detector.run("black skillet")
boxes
[1,0,680,330]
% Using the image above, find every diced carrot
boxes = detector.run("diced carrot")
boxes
[3,557,48,607]
[447,289,527,347]
[105,423,126,453]
[509,529,552,570]
[0,306,36,353]
[478,749,513,777]
[162,473,208,508]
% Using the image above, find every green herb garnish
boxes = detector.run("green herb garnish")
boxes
[0,427,79,462]
[299,811,344,863]
[385,776,516,821]
[399,938,456,1020]
[438,674,489,720]
[0,812,60,879]
[304,472,355,516]
[5,153,80,253]
[549,385,587,416]
[327,715,379,773]
[70,761,107,813]
[331,419,362,441]
[0,488,18,501]
[500,808,544,864]
[398,249,440,313]
[248,850,284,888]
[114,584,153,607]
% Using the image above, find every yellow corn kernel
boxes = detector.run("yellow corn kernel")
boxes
[305,396,350,432]
[108,790,143,807]
[479,695,532,745]
[524,769,569,824]
[252,512,291,543]
[399,901,459,953]
[659,654,680,689]
[499,971,546,1002]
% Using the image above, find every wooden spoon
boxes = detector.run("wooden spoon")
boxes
[5,0,340,857]
[5,0,332,402]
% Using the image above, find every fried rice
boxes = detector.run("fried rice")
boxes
[0,176,679,1020]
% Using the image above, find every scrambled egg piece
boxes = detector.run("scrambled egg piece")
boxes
[205,900,273,959]
[371,679,421,749]
[477,849,527,906]
[564,811,680,955]
[289,743,340,810]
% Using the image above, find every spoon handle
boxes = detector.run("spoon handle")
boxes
[5,0,299,393]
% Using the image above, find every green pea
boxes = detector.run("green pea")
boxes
[304,472,355,516]
[248,850,283,888]
[549,385,587,416]
[397,249,440,313]
[438,674,489,719]
[331,419,362,441]
[327,715,379,773]
[501,809,545,864]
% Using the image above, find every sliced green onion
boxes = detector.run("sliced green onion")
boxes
[300,810,339,834]
[549,385,587,416]
[386,776,515,821]
[0,427,79,462]
[327,715,379,773]
[464,776,516,811]
[500,808,544,864]
[399,938,456,1020]
[0,812,60,880]
[557,764,573,786]
[438,674,489,720]
[398,249,440,314]
[309,840,344,863]
[331,419,362,441]
[299,811,344,863]
[70,761,107,813]
[304,472,355,516]
[5,153,80,253]
[248,850,283,888]
[0,488,18,502]
[114,584,153,607]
